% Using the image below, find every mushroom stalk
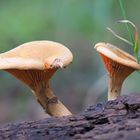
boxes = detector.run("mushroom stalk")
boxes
[108,73,126,100]
[33,83,72,116]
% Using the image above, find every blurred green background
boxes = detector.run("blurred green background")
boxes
[0,0,140,124]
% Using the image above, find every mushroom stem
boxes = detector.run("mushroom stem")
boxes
[108,74,124,100]
[33,83,72,116]
[107,66,134,100]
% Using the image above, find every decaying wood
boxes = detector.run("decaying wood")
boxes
[1,94,140,140]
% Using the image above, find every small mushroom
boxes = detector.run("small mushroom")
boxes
[95,42,140,100]
[0,41,73,116]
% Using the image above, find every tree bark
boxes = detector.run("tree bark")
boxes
[1,94,140,140]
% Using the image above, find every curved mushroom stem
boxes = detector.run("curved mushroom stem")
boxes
[6,69,72,117]
[33,83,72,116]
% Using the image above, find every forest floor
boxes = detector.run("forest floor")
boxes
[1,94,140,140]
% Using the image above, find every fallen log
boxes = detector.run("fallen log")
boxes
[1,94,140,140]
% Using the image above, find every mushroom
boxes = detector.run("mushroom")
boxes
[95,42,140,100]
[0,41,73,116]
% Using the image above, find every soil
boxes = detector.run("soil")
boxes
[1,94,140,140]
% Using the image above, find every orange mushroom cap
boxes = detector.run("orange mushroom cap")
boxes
[0,41,73,90]
[95,42,140,70]
[0,40,73,70]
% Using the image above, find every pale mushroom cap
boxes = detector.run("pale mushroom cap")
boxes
[95,42,140,70]
[0,41,73,70]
